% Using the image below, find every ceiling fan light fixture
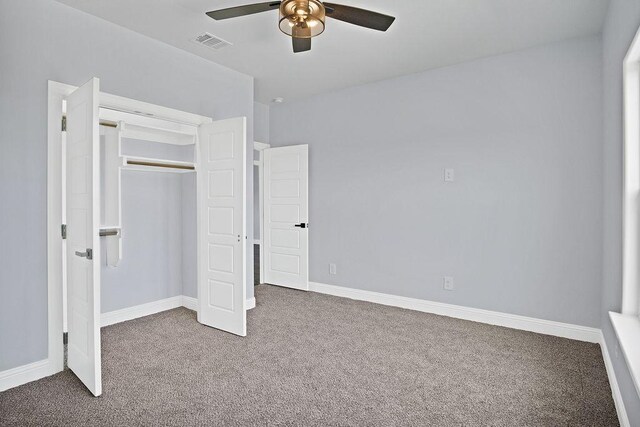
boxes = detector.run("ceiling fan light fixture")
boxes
[279,0,325,38]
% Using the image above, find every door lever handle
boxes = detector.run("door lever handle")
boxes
[75,248,93,260]
[294,223,308,229]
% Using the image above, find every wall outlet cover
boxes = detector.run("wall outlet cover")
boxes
[443,276,454,291]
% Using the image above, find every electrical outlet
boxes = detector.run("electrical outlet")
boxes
[443,276,454,291]
[444,168,455,182]
[329,263,337,275]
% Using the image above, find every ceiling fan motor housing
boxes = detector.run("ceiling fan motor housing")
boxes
[279,0,326,38]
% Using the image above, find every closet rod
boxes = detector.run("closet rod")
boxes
[99,228,120,237]
[61,115,118,128]
[126,160,195,171]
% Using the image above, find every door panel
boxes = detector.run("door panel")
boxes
[65,78,102,397]
[264,145,309,290]
[197,118,247,336]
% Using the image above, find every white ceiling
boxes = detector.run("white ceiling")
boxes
[56,0,609,103]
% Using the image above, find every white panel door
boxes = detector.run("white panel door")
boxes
[263,145,309,291]
[65,78,102,396]
[197,118,247,336]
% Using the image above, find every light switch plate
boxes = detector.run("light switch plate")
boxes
[444,168,455,182]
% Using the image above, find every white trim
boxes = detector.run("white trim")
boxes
[102,91,212,127]
[259,148,264,284]
[103,294,259,327]
[254,141,270,285]
[609,312,640,398]
[101,296,184,327]
[253,141,270,151]
[253,239,261,245]
[182,296,198,311]
[182,295,198,311]
[47,81,68,375]
[600,331,631,427]
[622,21,640,317]
[182,295,255,311]
[309,282,601,343]
[0,359,55,393]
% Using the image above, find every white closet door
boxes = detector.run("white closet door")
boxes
[263,145,309,291]
[197,118,247,336]
[65,77,102,396]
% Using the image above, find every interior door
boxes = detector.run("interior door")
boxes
[65,77,102,396]
[263,145,309,290]
[197,118,247,336]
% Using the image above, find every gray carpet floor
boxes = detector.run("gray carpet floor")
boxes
[0,285,618,426]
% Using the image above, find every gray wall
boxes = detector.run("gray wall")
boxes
[602,0,640,423]
[0,0,254,371]
[270,36,603,328]
[254,102,270,144]
[181,174,198,300]
[102,172,184,312]
[101,139,193,311]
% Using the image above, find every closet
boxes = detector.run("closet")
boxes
[59,77,248,397]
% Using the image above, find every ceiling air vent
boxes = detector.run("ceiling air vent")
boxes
[193,32,232,51]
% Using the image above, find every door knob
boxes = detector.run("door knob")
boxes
[294,223,308,229]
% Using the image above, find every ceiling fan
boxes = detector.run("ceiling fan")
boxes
[206,1,395,53]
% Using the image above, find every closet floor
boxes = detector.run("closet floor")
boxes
[0,285,618,426]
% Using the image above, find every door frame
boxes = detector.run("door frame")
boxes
[253,141,270,284]
[47,80,213,376]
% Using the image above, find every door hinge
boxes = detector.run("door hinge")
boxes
[61,224,67,240]
[61,116,67,132]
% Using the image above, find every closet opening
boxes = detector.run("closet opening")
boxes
[48,78,248,397]
[62,109,199,339]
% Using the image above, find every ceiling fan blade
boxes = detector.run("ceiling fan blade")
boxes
[323,3,395,31]
[292,36,311,53]
[206,2,281,20]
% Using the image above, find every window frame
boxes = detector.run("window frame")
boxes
[612,21,640,402]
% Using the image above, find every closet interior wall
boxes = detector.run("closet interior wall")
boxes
[99,134,196,313]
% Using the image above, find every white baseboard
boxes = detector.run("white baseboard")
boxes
[182,296,198,311]
[600,332,631,427]
[309,282,601,343]
[101,293,258,327]
[0,359,55,392]
[181,296,256,311]
[101,296,183,327]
